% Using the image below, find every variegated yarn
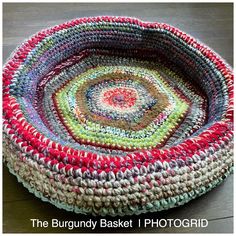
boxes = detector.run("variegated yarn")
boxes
[3,16,233,216]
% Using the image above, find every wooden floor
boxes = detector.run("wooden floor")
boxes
[3,3,233,233]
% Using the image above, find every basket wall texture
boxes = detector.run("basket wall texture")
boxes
[3,16,233,216]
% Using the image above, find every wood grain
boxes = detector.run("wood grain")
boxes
[3,2,233,233]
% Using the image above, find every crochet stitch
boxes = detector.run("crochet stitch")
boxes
[3,16,233,216]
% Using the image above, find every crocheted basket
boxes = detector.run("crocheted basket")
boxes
[3,16,233,216]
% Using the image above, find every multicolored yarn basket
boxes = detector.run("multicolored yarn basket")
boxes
[3,16,233,216]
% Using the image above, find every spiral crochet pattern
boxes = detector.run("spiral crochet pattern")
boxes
[3,16,233,216]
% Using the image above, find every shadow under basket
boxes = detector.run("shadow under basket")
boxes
[3,16,233,216]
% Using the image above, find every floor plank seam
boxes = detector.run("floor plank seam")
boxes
[208,216,234,222]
